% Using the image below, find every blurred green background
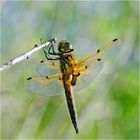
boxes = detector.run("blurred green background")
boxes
[1,0,139,139]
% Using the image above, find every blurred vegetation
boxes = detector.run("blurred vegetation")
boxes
[1,1,139,139]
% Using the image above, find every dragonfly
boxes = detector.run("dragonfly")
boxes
[25,38,119,134]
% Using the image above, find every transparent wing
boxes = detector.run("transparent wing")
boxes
[98,38,121,61]
[72,38,120,93]
[25,59,103,96]
[73,58,104,93]
[77,38,120,67]
[25,74,64,96]
[36,60,60,76]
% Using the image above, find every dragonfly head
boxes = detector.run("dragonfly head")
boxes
[58,40,73,53]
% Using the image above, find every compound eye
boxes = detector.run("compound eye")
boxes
[65,42,72,49]
[65,42,69,46]
[69,44,72,49]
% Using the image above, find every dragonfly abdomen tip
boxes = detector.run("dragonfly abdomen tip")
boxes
[73,122,79,134]
[75,127,79,134]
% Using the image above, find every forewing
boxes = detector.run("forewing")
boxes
[25,76,64,96]
[77,38,120,67]
[98,38,121,61]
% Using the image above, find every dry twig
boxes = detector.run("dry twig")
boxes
[0,38,57,71]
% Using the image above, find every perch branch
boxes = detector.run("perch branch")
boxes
[0,38,57,71]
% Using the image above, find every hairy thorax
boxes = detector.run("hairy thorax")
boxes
[59,53,77,75]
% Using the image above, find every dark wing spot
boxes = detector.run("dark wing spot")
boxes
[113,38,118,42]
[40,60,44,63]
[27,77,32,80]
[85,65,88,69]
[97,49,100,53]
[97,58,101,61]
[46,76,49,79]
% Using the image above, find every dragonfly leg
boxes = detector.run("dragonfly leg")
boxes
[47,43,74,55]
[48,43,60,55]
[43,48,60,60]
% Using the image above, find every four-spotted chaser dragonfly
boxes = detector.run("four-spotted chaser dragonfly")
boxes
[25,38,119,134]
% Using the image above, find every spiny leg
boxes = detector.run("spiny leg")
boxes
[43,48,60,60]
